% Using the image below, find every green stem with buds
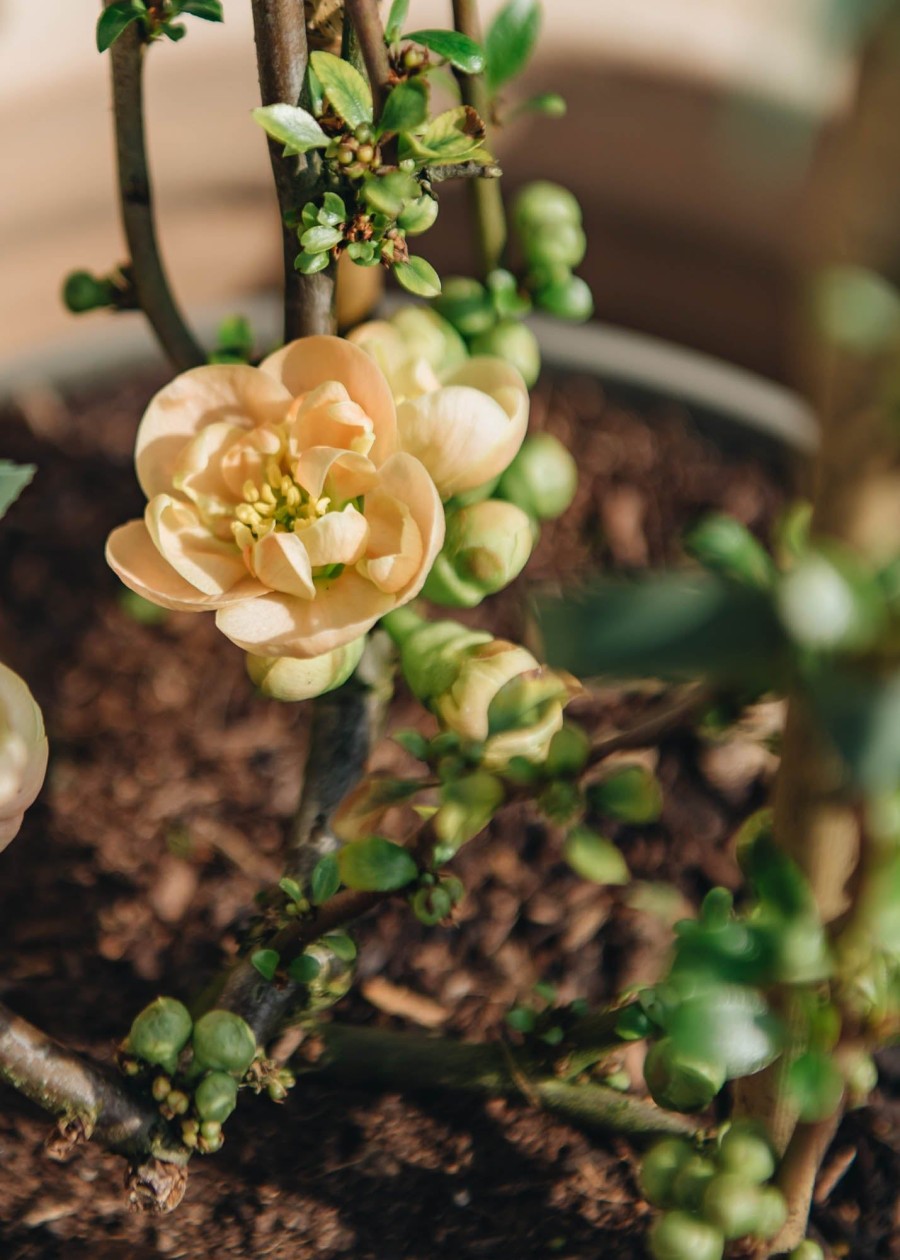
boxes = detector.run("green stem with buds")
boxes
[451,0,507,276]
[107,9,205,370]
[250,0,336,340]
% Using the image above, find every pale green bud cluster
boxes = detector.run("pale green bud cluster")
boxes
[246,636,366,703]
[423,499,535,607]
[434,271,541,386]
[512,181,593,323]
[497,433,578,521]
[383,610,571,769]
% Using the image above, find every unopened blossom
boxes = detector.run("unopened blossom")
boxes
[349,310,530,500]
[0,662,48,850]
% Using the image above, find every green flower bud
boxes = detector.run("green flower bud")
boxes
[129,997,192,1075]
[397,194,439,235]
[423,499,535,607]
[433,276,496,337]
[246,636,365,702]
[470,321,542,388]
[497,432,577,521]
[384,610,493,702]
[648,1210,724,1260]
[166,1089,190,1115]
[534,273,594,322]
[411,884,453,925]
[62,270,116,314]
[751,1185,788,1239]
[513,181,582,231]
[639,1137,695,1207]
[843,1048,878,1105]
[789,1243,824,1260]
[522,221,587,271]
[670,1155,718,1212]
[151,1075,171,1102]
[392,305,468,373]
[194,1071,239,1124]
[357,143,375,165]
[200,1119,222,1141]
[587,764,663,824]
[716,1121,776,1184]
[564,826,629,884]
[644,1038,726,1113]
[191,1011,257,1076]
[701,1174,764,1240]
[776,546,886,652]
[354,123,374,144]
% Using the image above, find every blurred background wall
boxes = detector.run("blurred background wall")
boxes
[0,1,856,379]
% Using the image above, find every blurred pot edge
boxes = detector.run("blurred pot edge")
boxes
[0,293,817,461]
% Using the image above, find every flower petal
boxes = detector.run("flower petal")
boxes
[396,357,529,499]
[216,571,395,659]
[359,491,423,595]
[375,452,445,597]
[0,662,48,843]
[107,520,265,612]
[135,365,292,500]
[250,531,316,599]
[145,496,249,597]
[260,336,397,466]
[294,447,376,502]
[300,504,369,568]
[288,381,376,457]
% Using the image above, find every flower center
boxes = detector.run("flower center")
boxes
[231,456,330,548]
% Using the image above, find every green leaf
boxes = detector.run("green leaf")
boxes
[309,51,373,127]
[295,250,331,275]
[485,0,541,92]
[813,265,900,354]
[318,192,347,226]
[684,514,775,590]
[406,29,485,74]
[538,573,788,686]
[252,104,329,155]
[289,953,322,984]
[786,1051,844,1121]
[300,224,343,253]
[587,765,662,825]
[564,828,629,885]
[385,0,410,43]
[310,853,341,905]
[668,986,785,1079]
[322,932,357,962]
[514,91,566,119]
[362,170,420,217]
[337,837,418,891]
[394,257,442,298]
[279,876,304,904]
[0,462,36,522]
[401,105,487,165]
[178,0,224,19]
[96,1,146,53]
[163,22,187,41]
[506,1006,536,1033]
[250,948,280,981]
[378,80,429,137]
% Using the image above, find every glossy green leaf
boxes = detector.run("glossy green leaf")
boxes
[406,28,485,73]
[538,572,787,686]
[279,876,304,905]
[322,932,357,962]
[250,948,280,981]
[378,79,429,137]
[684,514,775,589]
[394,256,442,298]
[588,765,662,824]
[178,0,224,19]
[163,23,187,41]
[363,170,420,217]
[401,106,488,165]
[295,250,331,275]
[252,104,329,155]
[485,0,541,92]
[564,827,629,885]
[300,224,342,253]
[318,192,347,226]
[289,953,322,984]
[385,0,410,43]
[337,836,418,891]
[0,462,36,521]
[786,1051,844,1121]
[668,986,784,1078]
[96,0,146,53]
[309,51,373,127]
[310,853,341,905]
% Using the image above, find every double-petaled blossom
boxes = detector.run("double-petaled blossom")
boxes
[0,662,48,850]
[106,336,528,661]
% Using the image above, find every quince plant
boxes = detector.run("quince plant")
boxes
[0,3,896,1258]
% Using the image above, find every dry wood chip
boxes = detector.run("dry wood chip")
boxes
[361,976,449,1028]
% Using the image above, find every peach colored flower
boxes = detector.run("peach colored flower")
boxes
[106,337,447,660]
[0,662,48,850]
[349,312,530,500]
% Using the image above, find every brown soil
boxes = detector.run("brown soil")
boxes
[0,366,895,1259]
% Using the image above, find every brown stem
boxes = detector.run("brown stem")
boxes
[250,0,336,339]
[450,0,506,275]
[0,1000,186,1168]
[308,1022,700,1140]
[583,684,712,770]
[107,10,205,370]
[344,0,391,116]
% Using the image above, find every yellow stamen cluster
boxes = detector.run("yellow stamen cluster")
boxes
[231,456,330,549]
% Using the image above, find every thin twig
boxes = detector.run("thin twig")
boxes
[427,160,503,183]
[344,0,392,116]
[107,9,205,371]
[251,0,336,339]
[450,0,507,275]
[583,684,712,769]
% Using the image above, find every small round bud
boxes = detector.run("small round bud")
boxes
[200,1120,222,1141]
[357,143,375,165]
[752,1185,788,1239]
[267,1080,288,1102]
[644,1039,726,1113]
[166,1089,190,1116]
[129,997,192,1075]
[423,499,535,607]
[701,1174,766,1240]
[354,123,374,144]
[789,1244,825,1260]
[670,1155,718,1212]
[471,321,541,388]
[717,1122,776,1184]
[513,181,582,231]
[638,1138,695,1207]
[433,276,495,337]
[194,1071,239,1124]
[534,273,593,322]
[523,221,587,271]
[497,432,578,521]
[192,1010,258,1076]
[200,1129,224,1153]
[181,1123,199,1148]
[403,47,425,69]
[648,1210,724,1260]
[151,1075,172,1102]
[246,637,365,702]
[62,270,114,314]
[337,145,356,166]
